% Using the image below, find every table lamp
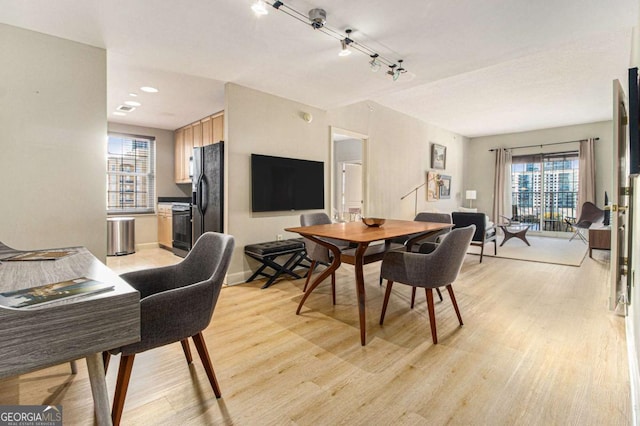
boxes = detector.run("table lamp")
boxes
[466,190,477,208]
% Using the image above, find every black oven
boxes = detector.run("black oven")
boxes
[172,203,192,257]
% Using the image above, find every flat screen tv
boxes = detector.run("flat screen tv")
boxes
[251,154,324,212]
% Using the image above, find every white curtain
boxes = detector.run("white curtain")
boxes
[578,138,596,216]
[492,148,512,221]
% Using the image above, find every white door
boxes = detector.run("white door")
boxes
[342,162,362,221]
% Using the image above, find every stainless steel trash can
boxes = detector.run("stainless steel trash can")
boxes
[107,217,135,256]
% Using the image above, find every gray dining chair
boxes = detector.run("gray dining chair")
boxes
[380,225,474,344]
[299,213,350,304]
[383,212,452,305]
[104,232,235,426]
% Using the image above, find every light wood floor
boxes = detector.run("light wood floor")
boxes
[0,248,629,425]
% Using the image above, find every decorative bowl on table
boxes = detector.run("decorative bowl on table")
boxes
[362,217,386,227]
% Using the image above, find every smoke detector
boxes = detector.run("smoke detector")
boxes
[308,8,326,29]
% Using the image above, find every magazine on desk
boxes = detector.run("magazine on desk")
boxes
[0,277,114,309]
[3,250,76,261]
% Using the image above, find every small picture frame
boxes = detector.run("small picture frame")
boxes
[431,143,446,170]
[439,175,451,199]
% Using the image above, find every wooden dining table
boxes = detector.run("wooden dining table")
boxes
[285,219,452,345]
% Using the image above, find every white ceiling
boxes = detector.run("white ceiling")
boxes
[0,0,636,137]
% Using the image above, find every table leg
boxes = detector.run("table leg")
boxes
[86,352,113,426]
[354,242,370,346]
[296,235,342,315]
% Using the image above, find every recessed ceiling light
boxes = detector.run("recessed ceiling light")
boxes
[129,93,138,97]
[124,101,141,107]
[113,112,127,116]
[140,86,158,93]
[116,105,136,112]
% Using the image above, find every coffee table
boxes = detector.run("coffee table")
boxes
[499,223,530,246]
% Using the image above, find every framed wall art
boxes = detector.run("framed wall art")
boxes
[431,143,446,170]
[439,175,451,199]
[427,171,438,201]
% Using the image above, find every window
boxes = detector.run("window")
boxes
[107,134,155,214]
[511,151,579,232]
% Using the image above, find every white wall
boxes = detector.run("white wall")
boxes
[225,83,329,282]
[225,85,467,283]
[465,121,613,218]
[0,24,107,259]
[328,101,468,219]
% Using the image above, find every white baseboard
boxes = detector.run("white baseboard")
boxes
[226,271,249,286]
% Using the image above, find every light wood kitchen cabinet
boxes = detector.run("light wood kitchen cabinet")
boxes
[192,121,203,148]
[174,111,224,183]
[157,204,173,249]
[174,126,193,184]
[174,128,185,183]
[212,113,224,144]
[201,117,212,146]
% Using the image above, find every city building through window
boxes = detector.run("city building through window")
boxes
[107,134,156,214]
[511,151,579,232]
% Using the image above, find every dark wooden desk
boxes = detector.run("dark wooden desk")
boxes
[0,245,140,426]
[589,227,611,258]
[285,219,452,345]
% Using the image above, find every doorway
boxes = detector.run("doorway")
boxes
[331,127,367,222]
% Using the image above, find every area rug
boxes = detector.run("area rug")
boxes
[467,235,588,266]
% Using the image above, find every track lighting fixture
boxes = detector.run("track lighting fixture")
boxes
[250,1,408,80]
[339,29,353,57]
[387,59,406,81]
[369,54,381,72]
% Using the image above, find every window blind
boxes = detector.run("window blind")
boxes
[107,134,156,214]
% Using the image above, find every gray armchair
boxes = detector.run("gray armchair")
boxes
[380,225,474,344]
[567,201,604,243]
[300,213,350,304]
[105,232,235,426]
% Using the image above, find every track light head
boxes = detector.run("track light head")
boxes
[369,54,381,72]
[309,8,326,29]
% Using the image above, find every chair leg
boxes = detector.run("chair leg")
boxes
[181,339,193,364]
[303,261,317,292]
[112,354,135,426]
[493,240,497,255]
[102,352,111,374]
[331,272,336,305]
[479,242,485,263]
[436,288,443,302]
[446,284,464,326]
[379,281,394,325]
[425,288,438,344]
[192,332,222,398]
[70,360,78,374]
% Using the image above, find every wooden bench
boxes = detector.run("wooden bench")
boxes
[244,238,309,288]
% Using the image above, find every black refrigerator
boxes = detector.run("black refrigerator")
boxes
[192,142,224,244]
